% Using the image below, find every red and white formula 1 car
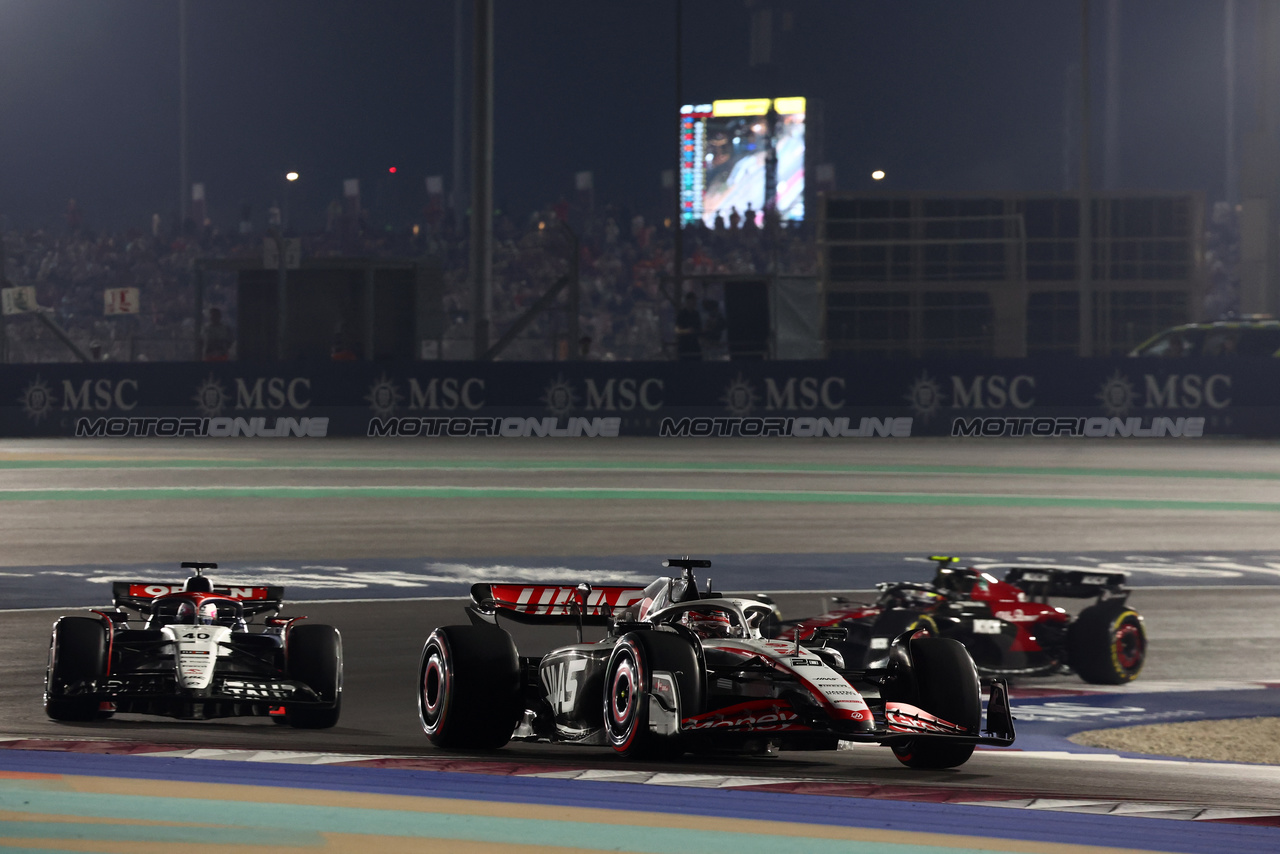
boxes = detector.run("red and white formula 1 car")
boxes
[44,562,342,728]
[418,558,1014,768]
[774,556,1147,685]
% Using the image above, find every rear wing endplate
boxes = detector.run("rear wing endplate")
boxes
[979,677,1016,746]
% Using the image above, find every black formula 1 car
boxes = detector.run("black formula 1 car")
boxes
[417,558,1015,769]
[44,562,342,727]
[776,556,1147,685]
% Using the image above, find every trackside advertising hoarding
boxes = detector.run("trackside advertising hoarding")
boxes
[0,358,1267,438]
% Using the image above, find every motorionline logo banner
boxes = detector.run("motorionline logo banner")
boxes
[75,416,329,438]
[951,416,1205,438]
[68,413,1207,440]
[659,416,913,438]
[367,416,621,437]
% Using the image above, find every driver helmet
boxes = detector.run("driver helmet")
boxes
[681,607,733,638]
[175,601,197,624]
[898,587,943,607]
[932,567,975,597]
[197,602,219,625]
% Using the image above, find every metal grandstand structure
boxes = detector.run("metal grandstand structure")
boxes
[818,192,1206,358]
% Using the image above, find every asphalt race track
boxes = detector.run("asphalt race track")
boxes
[7,591,1280,811]
[4,438,1280,821]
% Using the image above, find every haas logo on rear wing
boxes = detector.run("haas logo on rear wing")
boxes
[472,583,646,626]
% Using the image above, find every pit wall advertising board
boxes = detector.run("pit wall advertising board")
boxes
[0,358,1261,438]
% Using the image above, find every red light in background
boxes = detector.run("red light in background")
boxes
[388,166,397,174]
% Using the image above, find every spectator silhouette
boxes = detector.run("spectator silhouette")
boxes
[65,199,82,234]
[675,291,702,360]
[700,298,727,358]
[202,307,233,361]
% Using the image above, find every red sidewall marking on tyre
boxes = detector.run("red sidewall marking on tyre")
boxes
[610,660,634,726]
[1113,622,1143,670]
[422,635,451,734]
[610,643,642,752]
[423,654,444,715]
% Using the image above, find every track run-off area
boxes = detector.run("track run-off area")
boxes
[4,437,1280,853]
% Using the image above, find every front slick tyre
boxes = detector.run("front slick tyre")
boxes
[45,617,108,722]
[284,624,343,729]
[419,625,520,750]
[891,637,980,770]
[1069,602,1146,685]
[604,631,700,760]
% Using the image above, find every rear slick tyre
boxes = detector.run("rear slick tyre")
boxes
[890,637,980,770]
[419,625,521,749]
[1068,602,1146,685]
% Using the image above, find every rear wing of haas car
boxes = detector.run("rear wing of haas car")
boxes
[111,582,285,616]
[1003,567,1128,600]
[471,583,647,626]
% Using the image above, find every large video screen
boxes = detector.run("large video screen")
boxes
[680,97,805,227]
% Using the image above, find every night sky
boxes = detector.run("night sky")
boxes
[0,0,1249,231]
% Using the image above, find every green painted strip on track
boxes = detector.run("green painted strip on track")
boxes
[0,483,1276,512]
[0,788,1031,854]
[1,456,1279,481]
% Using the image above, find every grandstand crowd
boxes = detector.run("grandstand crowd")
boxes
[0,201,816,362]
[1203,201,1241,322]
[1,195,1242,363]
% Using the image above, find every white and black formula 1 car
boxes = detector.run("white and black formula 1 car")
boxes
[418,558,1015,769]
[44,562,342,728]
